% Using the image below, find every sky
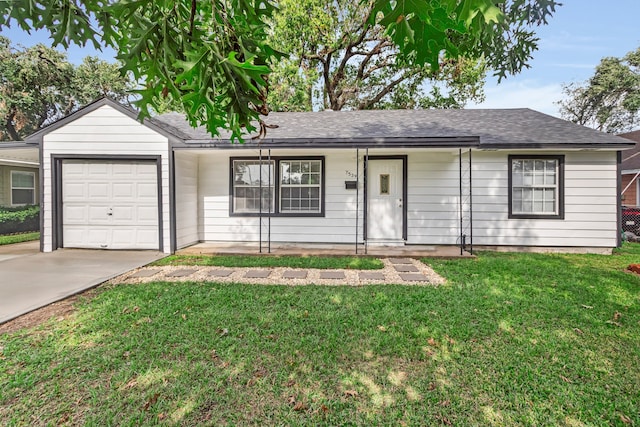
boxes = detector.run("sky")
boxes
[1,1,639,118]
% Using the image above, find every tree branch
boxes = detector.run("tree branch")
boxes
[358,72,412,110]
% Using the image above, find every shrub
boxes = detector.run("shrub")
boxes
[0,205,40,234]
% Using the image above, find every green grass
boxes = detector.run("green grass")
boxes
[0,232,39,246]
[152,254,384,270]
[1,245,639,425]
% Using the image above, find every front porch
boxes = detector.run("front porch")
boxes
[177,242,473,258]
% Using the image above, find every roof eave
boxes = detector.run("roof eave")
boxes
[479,142,636,150]
[173,136,481,149]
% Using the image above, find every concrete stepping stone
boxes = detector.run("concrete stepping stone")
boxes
[389,258,413,264]
[319,271,346,280]
[394,264,419,272]
[359,272,385,280]
[129,269,161,278]
[207,269,234,277]
[244,270,271,278]
[282,270,308,279]
[165,268,199,277]
[399,273,429,282]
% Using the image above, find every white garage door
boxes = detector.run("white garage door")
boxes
[62,160,159,250]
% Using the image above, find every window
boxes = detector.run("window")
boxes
[231,157,324,216]
[280,160,322,213]
[11,171,35,205]
[509,155,564,219]
[232,160,275,213]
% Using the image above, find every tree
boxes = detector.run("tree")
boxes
[267,0,487,112]
[558,47,640,133]
[0,0,560,139]
[0,37,133,141]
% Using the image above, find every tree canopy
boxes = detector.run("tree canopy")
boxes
[1,0,560,139]
[558,46,640,134]
[267,0,487,112]
[0,36,133,141]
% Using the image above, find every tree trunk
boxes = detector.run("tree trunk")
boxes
[5,110,22,141]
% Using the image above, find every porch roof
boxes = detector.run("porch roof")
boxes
[0,142,39,166]
[157,108,635,150]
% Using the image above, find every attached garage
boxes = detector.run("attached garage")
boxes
[30,98,174,253]
[60,159,161,250]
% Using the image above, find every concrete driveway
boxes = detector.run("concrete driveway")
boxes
[0,241,164,324]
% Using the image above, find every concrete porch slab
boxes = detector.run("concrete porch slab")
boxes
[177,242,473,258]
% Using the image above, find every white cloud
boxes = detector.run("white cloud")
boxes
[467,80,564,118]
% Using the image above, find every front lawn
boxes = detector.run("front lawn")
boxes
[1,245,639,425]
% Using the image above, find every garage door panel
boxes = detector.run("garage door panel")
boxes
[112,206,134,222]
[88,206,112,222]
[87,162,109,175]
[112,183,135,199]
[112,229,158,248]
[88,183,109,199]
[63,205,87,223]
[137,183,158,198]
[62,160,159,250]
[63,182,87,199]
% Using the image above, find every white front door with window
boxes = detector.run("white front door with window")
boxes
[61,160,159,250]
[367,159,404,242]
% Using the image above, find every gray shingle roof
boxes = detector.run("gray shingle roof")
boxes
[157,108,634,149]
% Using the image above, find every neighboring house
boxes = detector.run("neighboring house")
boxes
[26,98,633,254]
[0,142,40,208]
[619,130,640,206]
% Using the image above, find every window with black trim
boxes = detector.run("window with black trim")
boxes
[231,157,324,216]
[509,155,564,219]
[232,160,275,213]
[11,171,35,206]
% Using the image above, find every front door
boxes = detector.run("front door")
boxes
[367,159,404,242]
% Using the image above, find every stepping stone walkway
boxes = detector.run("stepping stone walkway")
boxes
[399,273,429,282]
[282,270,308,279]
[244,270,271,278]
[118,258,446,286]
[165,269,198,277]
[359,272,385,280]
[207,269,234,277]
[319,271,346,280]
[393,264,419,272]
[128,269,161,278]
[389,258,413,264]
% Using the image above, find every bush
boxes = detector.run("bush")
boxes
[0,205,40,234]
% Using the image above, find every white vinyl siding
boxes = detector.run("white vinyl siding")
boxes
[200,150,359,243]
[196,149,618,248]
[41,105,171,253]
[471,151,617,247]
[175,152,199,249]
